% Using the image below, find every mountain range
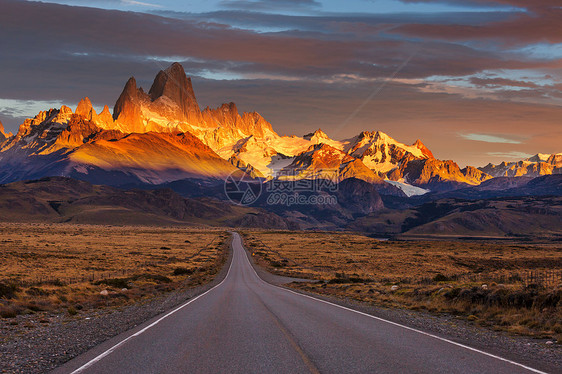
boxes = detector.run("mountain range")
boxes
[0,62,560,236]
[2,62,559,193]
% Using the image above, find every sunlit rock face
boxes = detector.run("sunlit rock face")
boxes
[0,120,11,144]
[0,96,238,185]
[480,154,562,178]
[10,61,555,192]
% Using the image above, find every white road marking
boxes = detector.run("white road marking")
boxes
[239,234,548,374]
[69,233,549,374]
[69,239,235,374]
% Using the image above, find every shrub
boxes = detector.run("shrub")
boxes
[443,287,461,299]
[26,287,50,296]
[173,267,193,276]
[26,303,45,312]
[0,306,17,318]
[0,282,19,299]
[433,273,450,282]
[67,306,78,316]
[94,277,131,289]
[46,279,66,287]
[138,274,172,283]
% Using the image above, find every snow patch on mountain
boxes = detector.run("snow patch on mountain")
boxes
[385,180,429,197]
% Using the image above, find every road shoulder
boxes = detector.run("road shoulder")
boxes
[1,234,235,374]
[240,234,561,374]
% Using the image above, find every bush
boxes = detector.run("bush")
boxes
[433,273,450,282]
[26,287,50,296]
[67,306,78,316]
[173,267,194,276]
[349,277,369,283]
[26,303,45,312]
[137,274,172,283]
[443,287,461,299]
[0,282,19,299]
[328,278,349,284]
[46,279,66,287]
[94,277,131,289]
[327,276,369,284]
[0,306,17,318]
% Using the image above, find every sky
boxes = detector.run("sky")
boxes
[1,0,561,167]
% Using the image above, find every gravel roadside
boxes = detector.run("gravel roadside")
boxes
[2,234,559,374]
[243,242,562,374]
[0,236,234,374]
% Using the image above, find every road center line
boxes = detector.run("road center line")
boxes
[248,286,321,374]
[238,233,548,374]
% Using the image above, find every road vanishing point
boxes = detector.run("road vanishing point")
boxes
[54,233,547,374]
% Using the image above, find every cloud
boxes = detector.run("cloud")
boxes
[0,98,72,133]
[0,99,69,119]
[121,0,163,8]
[1,0,561,166]
[398,0,556,12]
[219,0,321,11]
[394,5,562,45]
[459,133,523,144]
[486,151,533,160]
[469,77,539,89]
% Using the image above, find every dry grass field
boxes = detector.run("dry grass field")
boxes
[242,230,562,342]
[0,223,229,318]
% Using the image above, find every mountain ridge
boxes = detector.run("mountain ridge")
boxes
[0,62,559,193]
[479,153,562,178]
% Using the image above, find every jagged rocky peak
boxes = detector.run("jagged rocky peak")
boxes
[357,130,388,141]
[0,120,11,140]
[59,105,73,115]
[479,152,562,178]
[113,76,139,119]
[202,102,274,139]
[304,128,329,142]
[462,166,492,183]
[75,97,113,128]
[110,62,277,140]
[527,153,550,163]
[222,101,238,113]
[98,105,113,124]
[547,153,562,167]
[209,102,240,123]
[75,97,95,118]
[148,62,201,122]
[113,76,145,132]
[0,123,6,144]
[413,139,434,159]
[283,142,382,184]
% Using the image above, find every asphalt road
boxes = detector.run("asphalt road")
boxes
[55,233,546,374]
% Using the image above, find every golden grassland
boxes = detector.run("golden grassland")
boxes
[0,223,229,318]
[241,230,562,342]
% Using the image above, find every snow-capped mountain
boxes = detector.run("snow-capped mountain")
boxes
[479,154,562,178]
[1,62,557,194]
[278,143,383,184]
[0,104,238,185]
[344,131,432,174]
